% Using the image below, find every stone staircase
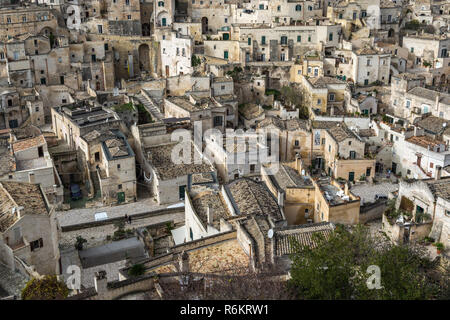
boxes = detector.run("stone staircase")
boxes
[90,169,101,198]
[134,90,163,121]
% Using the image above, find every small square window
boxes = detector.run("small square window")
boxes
[118,184,122,190]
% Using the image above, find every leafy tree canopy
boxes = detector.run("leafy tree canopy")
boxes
[21,276,69,300]
[289,224,449,300]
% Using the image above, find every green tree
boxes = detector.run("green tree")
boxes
[22,276,69,300]
[289,224,448,299]
[191,54,201,67]
[128,264,145,277]
[279,86,309,120]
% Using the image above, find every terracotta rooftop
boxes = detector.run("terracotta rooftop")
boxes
[355,47,380,55]
[257,116,308,131]
[146,142,214,180]
[311,120,339,129]
[187,239,249,274]
[225,178,283,221]
[270,164,313,190]
[0,182,49,233]
[327,123,359,143]
[425,177,450,202]
[190,186,231,230]
[416,116,449,135]
[274,222,335,256]
[12,135,45,153]
[406,135,444,149]
[408,87,450,103]
[309,76,346,88]
[358,129,377,137]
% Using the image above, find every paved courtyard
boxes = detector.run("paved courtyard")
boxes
[351,182,399,205]
[56,198,182,227]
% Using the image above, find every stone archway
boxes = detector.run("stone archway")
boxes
[39,27,54,36]
[201,17,208,34]
[138,44,151,73]
[388,28,395,37]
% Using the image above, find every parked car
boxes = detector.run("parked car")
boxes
[70,184,82,200]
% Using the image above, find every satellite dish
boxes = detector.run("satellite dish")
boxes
[301,169,305,175]
[268,229,274,239]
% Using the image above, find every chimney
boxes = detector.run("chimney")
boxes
[179,251,189,273]
[330,106,334,116]
[278,191,285,207]
[435,166,442,180]
[413,125,418,136]
[435,92,440,111]
[207,206,213,225]
[94,270,108,294]
[344,182,349,196]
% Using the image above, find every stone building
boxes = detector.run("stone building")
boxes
[402,34,450,69]
[321,122,375,182]
[80,128,137,205]
[0,130,63,204]
[257,116,312,163]
[301,75,346,115]
[262,162,315,225]
[0,181,60,275]
[313,176,360,224]
[383,174,449,246]
[351,47,391,86]
[0,4,59,38]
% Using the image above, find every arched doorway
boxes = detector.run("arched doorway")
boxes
[142,23,150,36]
[39,27,54,36]
[388,28,395,37]
[138,44,151,73]
[201,17,208,34]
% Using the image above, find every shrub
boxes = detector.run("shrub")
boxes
[128,264,145,277]
[191,54,201,67]
[22,276,69,300]
[74,236,87,250]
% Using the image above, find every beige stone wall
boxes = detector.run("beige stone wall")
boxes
[314,181,360,225]
[0,8,58,38]
[204,40,240,63]
[3,212,60,275]
[334,158,376,181]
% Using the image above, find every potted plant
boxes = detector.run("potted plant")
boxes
[435,242,444,255]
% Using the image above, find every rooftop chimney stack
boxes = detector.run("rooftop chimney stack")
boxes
[435,166,442,181]
[179,251,189,273]
[435,92,440,111]
[94,270,108,294]
[207,206,213,225]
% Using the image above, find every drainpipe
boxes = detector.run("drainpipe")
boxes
[285,130,288,161]
[310,129,313,166]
